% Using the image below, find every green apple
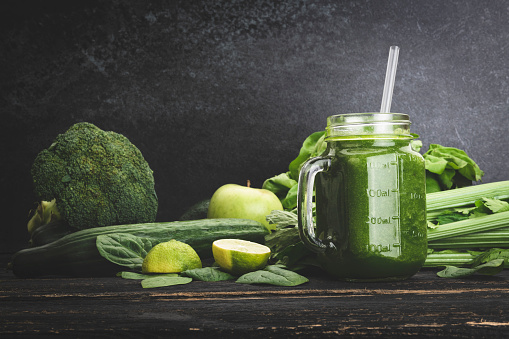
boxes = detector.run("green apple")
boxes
[207,182,283,232]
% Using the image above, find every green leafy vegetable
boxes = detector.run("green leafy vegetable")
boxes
[117,271,178,280]
[434,212,470,225]
[96,233,157,271]
[437,259,505,278]
[262,173,297,200]
[281,185,298,210]
[410,138,422,152]
[470,248,509,268]
[482,198,509,213]
[266,210,298,230]
[182,267,236,281]
[288,131,326,181]
[424,183,509,278]
[236,265,309,286]
[272,242,312,268]
[141,276,193,289]
[422,144,484,192]
[266,227,301,257]
[426,173,442,193]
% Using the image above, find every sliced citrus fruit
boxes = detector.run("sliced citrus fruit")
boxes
[212,239,271,275]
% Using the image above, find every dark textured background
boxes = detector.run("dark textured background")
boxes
[1,0,508,252]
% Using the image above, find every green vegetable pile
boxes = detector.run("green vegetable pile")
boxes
[262,131,509,279]
[13,122,311,287]
[11,123,509,283]
[29,122,158,232]
[97,233,308,288]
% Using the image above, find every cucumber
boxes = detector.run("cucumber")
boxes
[29,220,73,247]
[179,199,210,221]
[10,218,268,278]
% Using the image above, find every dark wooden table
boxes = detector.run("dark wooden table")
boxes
[1,252,509,338]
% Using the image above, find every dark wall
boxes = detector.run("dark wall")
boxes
[1,0,508,251]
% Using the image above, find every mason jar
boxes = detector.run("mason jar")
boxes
[298,113,427,282]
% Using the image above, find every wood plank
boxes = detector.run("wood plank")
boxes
[1,253,509,337]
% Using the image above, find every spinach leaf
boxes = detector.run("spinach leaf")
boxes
[437,259,504,278]
[423,144,484,190]
[289,131,326,181]
[182,267,236,281]
[426,172,442,193]
[410,138,422,152]
[117,271,178,280]
[96,233,157,271]
[236,265,309,286]
[262,172,297,200]
[281,184,299,210]
[141,276,193,289]
[470,248,509,268]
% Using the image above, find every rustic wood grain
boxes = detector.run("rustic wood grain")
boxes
[1,253,508,338]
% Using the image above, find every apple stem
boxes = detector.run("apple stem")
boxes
[247,180,251,188]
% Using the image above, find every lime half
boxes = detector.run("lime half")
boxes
[212,239,271,276]
[142,239,202,274]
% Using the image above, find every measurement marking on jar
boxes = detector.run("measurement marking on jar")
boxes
[366,188,400,198]
[367,189,391,197]
[365,243,401,253]
[366,153,401,257]
[410,192,424,199]
[367,216,399,225]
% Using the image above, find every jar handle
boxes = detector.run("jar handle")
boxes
[297,157,331,253]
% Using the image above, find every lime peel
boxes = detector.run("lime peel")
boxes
[141,239,202,274]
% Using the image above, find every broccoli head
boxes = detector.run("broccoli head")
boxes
[31,122,158,230]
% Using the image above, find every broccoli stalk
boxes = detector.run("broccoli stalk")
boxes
[30,122,158,230]
[27,199,61,234]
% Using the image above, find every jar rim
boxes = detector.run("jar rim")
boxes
[327,112,410,125]
[326,113,413,140]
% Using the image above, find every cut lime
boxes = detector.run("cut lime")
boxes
[142,239,202,274]
[212,239,271,276]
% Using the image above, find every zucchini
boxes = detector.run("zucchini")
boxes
[10,218,268,278]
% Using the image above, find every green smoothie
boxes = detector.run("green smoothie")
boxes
[314,138,427,281]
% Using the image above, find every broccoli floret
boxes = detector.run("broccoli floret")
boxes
[31,122,158,230]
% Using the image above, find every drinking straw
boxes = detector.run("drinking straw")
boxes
[380,46,400,113]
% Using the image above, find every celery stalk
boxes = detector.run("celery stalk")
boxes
[423,252,476,268]
[426,180,509,213]
[427,211,509,241]
[429,227,509,249]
